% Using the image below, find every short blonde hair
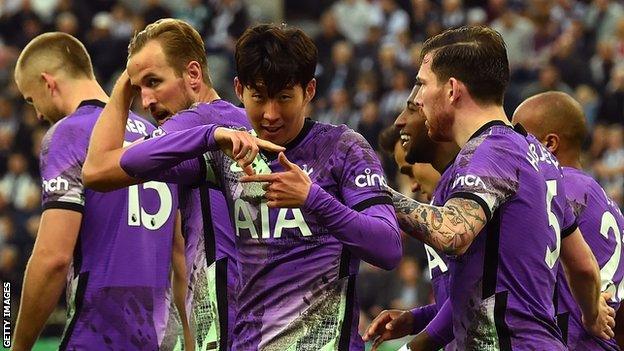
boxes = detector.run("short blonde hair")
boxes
[16,32,94,81]
[128,18,212,86]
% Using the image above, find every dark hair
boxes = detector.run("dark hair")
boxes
[421,25,509,105]
[235,24,318,97]
[128,18,211,85]
[17,32,94,80]
[378,126,401,155]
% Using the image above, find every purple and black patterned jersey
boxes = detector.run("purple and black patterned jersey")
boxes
[556,167,624,350]
[40,100,178,350]
[433,121,576,350]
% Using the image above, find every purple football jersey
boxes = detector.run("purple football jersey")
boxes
[556,167,624,350]
[207,120,398,350]
[433,121,576,350]
[156,100,247,351]
[40,100,178,350]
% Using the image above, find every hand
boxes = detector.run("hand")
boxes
[214,128,284,175]
[111,70,134,106]
[362,309,414,351]
[583,291,616,340]
[240,152,311,208]
[407,331,442,351]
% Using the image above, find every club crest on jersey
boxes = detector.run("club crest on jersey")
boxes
[42,176,69,192]
[452,174,487,190]
[355,168,387,188]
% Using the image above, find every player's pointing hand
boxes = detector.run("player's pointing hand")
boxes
[240,152,311,208]
[214,127,285,175]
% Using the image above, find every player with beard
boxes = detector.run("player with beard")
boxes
[513,91,624,351]
[388,25,614,350]
[84,23,402,350]
[366,90,459,351]
[83,18,253,351]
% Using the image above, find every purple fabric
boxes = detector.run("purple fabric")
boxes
[120,124,219,181]
[424,299,454,346]
[409,303,439,335]
[303,183,401,270]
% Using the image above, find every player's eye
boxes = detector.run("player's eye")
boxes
[279,95,292,101]
[252,94,264,101]
[147,78,160,88]
[25,97,33,105]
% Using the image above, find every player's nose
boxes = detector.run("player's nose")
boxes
[263,100,281,122]
[141,93,156,110]
[394,111,407,129]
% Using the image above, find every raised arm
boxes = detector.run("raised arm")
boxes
[83,71,138,190]
[390,187,486,255]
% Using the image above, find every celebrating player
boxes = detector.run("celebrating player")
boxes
[388,25,614,349]
[513,91,624,350]
[11,32,182,350]
[84,18,252,351]
[83,23,402,350]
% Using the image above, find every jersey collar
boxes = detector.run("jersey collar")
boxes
[77,99,106,109]
[263,118,315,160]
[467,120,511,141]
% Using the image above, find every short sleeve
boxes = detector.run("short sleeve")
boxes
[336,130,392,211]
[39,123,85,212]
[447,134,520,220]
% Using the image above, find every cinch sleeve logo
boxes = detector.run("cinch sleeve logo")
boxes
[42,176,70,192]
[355,168,387,188]
[452,174,487,190]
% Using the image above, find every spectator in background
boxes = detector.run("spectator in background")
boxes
[522,64,573,99]
[375,0,410,44]
[315,11,344,68]
[584,0,624,44]
[174,0,210,37]
[357,101,385,150]
[354,25,383,73]
[352,73,380,109]
[550,30,594,89]
[205,0,248,53]
[594,125,624,206]
[491,4,535,73]
[379,70,411,124]
[597,65,624,126]
[317,88,358,127]
[332,0,378,44]
[409,0,441,42]
[109,2,134,39]
[85,12,126,88]
[440,0,466,29]
[590,40,617,93]
[375,43,401,94]
[0,152,37,211]
[391,258,431,310]
[317,40,357,98]
[142,0,171,26]
[54,11,79,37]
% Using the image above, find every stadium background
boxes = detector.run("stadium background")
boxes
[0,0,623,350]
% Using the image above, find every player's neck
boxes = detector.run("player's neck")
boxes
[64,79,109,115]
[556,151,582,170]
[453,105,508,147]
[432,142,459,173]
[197,86,221,104]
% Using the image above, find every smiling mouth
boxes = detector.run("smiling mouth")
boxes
[400,132,411,148]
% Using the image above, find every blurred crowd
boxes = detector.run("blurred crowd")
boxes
[0,0,623,341]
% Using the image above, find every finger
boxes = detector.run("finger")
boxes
[231,136,241,157]
[608,316,616,328]
[278,152,294,170]
[243,164,254,176]
[603,291,613,301]
[241,134,259,165]
[266,199,280,208]
[235,141,250,161]
[371,337,385,351]
[256,138,286,152]
[240,174,278,183]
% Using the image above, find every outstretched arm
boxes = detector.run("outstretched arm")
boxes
[390,188,486,255]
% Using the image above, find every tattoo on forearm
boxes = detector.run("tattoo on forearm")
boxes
[390,188,487,254]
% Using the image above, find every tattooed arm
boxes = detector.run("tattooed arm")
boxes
[390,188,487,255]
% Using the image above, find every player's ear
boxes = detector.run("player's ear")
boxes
[40,72,57,96]
[304,79,316,103]
[186,61,202,91]
[544,133,560,153]
[448,78,461,104]
[233,77,244,103]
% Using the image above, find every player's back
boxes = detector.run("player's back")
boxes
[40,100,178,350]
[438,122,575,350]
[157,100,249,350]
[556,167,624,350]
